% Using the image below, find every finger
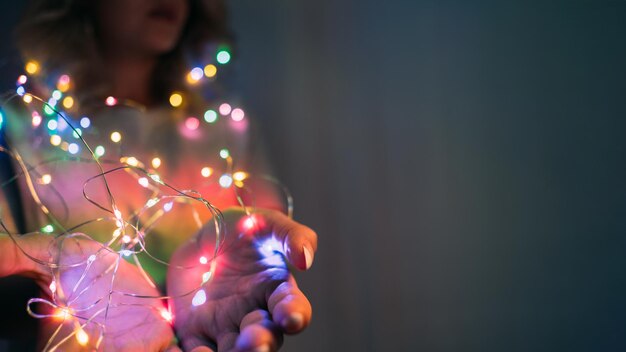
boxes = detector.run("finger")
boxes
[257,211,318,271]
[236,310,283,351]
[216,331,238,352]
[190,347,215,352]
[0,233,53,279]
[181,335,216,352]
[164,345,183,352]
[268,280,312,334]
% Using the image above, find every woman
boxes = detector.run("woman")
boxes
[0,0,317,351]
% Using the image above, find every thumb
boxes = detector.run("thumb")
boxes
[0,233,54,280]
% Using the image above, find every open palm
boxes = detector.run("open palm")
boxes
[7,233,179,352]
[167,208,317,352]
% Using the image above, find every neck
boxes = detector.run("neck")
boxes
[104,54,157,107]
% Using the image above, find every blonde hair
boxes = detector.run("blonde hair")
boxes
[15,0,232,106]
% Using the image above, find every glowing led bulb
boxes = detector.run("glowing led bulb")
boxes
[192,289,207,307]
[122,235,131,243]
[201,167,212,178]
[216,50,231,64]
[190,67,204,81]
[233,171,248,182]
[146,198,158,208]
[76,327,89,346]
[32,112,42,127]
[219,103,231,115]
[151,157,161,169]
[47,119,58,131]
[105,96,117,106]
[58,74,71,91]
[231,108,245,121]
[243,216,256,231]
[16,86,25,96]
[94,145,105,157]
[160,309,173,323]
[62,96,74,109]
[51,90,62,100]
[219,148,230,159]
[72,128,82,138]
[68,143,79,154]
[110,131,122,143]
[185,117,200,130]
[169,92,183,107]
[25,60,39,75]
[80,117,90,128]
[23,94,33,104]
[41,174,52,185]
[124,156,139,166]
[49,281,56,294]
[50,135,62,146]
[202,271,212,283]
[138,177,149,188]
[42,224,54,233]
[219,174,233,188]
[204,64,217,78]
[199,256,208,265]
[204,109,218,123]
[163,201,173,212]
[54,308,71,320]
[17,75,27,85]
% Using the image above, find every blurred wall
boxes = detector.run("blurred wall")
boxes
[230,1,626,351]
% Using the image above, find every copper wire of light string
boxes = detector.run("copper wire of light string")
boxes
[0,88,295,350]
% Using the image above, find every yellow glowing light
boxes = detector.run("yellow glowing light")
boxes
[112,228,122,238]
[204,64,217,78]
[54,308,71,320]
[169,92,183,107]
[151,157,161,169]
[123,156,139,167]
[50,134,61,146]
[233,171,248,182]
[76,327,89,346]
[62,96,74,109]
[110,131,122,143]
[41,174,52,185]
[186,72,198,84]
[201,167,213,178]
[23,94,33,104]
[25,60,39,75]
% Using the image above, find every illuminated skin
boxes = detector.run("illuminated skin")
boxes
[0,233,181,351]
[167,209,317,352]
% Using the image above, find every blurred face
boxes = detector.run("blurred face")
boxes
[95,0,189,58]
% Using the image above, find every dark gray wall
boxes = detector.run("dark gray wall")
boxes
[230,1,626,351]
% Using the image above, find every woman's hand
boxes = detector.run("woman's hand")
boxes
[0,233,180,352]
[167,208,318,352]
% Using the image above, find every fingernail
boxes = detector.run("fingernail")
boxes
[282,312,304,332]
[252,344,270,352]
[303,246,313,270]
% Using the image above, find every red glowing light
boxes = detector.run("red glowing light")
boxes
[185,117,200,130]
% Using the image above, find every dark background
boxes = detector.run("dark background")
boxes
[3,1,626,351]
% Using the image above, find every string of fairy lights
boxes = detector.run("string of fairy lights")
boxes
[0,44,293,351]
